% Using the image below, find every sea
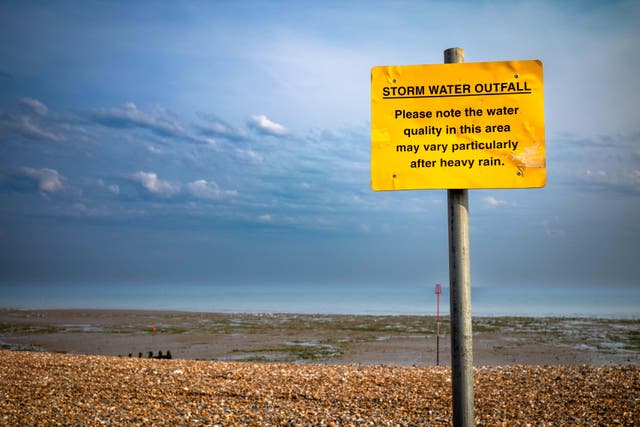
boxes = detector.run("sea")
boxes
[0,283,638,318]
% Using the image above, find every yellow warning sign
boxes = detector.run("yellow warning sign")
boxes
[371,60,545,191]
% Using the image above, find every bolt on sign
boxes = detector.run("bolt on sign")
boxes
[371,60,545,190]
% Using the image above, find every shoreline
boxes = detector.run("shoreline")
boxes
[3,306,640,319]
[1,308,638,366]
[3,282,638,319]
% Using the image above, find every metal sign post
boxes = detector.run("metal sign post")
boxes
[444,47,474,427]
[371,47,545,427]
[435,283,442,366]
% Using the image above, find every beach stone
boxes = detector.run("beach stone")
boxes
[1,350,638,426]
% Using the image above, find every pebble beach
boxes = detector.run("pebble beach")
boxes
[1,350,638,426]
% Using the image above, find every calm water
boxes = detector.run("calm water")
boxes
[0,283,638,318]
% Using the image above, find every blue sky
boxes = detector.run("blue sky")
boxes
[0,1,639,291]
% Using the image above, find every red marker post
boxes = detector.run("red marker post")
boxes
[435,283,442,365]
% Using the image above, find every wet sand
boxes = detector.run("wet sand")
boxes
[1,309,638,365]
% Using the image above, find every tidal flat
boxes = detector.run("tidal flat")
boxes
[0,309,638,365]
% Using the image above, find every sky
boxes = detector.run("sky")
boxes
[0,0,639,292]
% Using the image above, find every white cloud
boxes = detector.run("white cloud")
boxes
[202,137,217,146]
[146,145,162,154]
[585,169,607,178]
[554,132,640,194]
[20,167,64,194]
[186,179,237,200]
[259,214,273,222]
[248,115,287,136]
[17,116,64,142]
[91,102,187,139]
[483,196,509,208]
[581,168,634,192]
[235,148,263,163]
[19,97,48,115]
[85,178,120,195]
[199,115,249,142]
[132,171,179,196]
